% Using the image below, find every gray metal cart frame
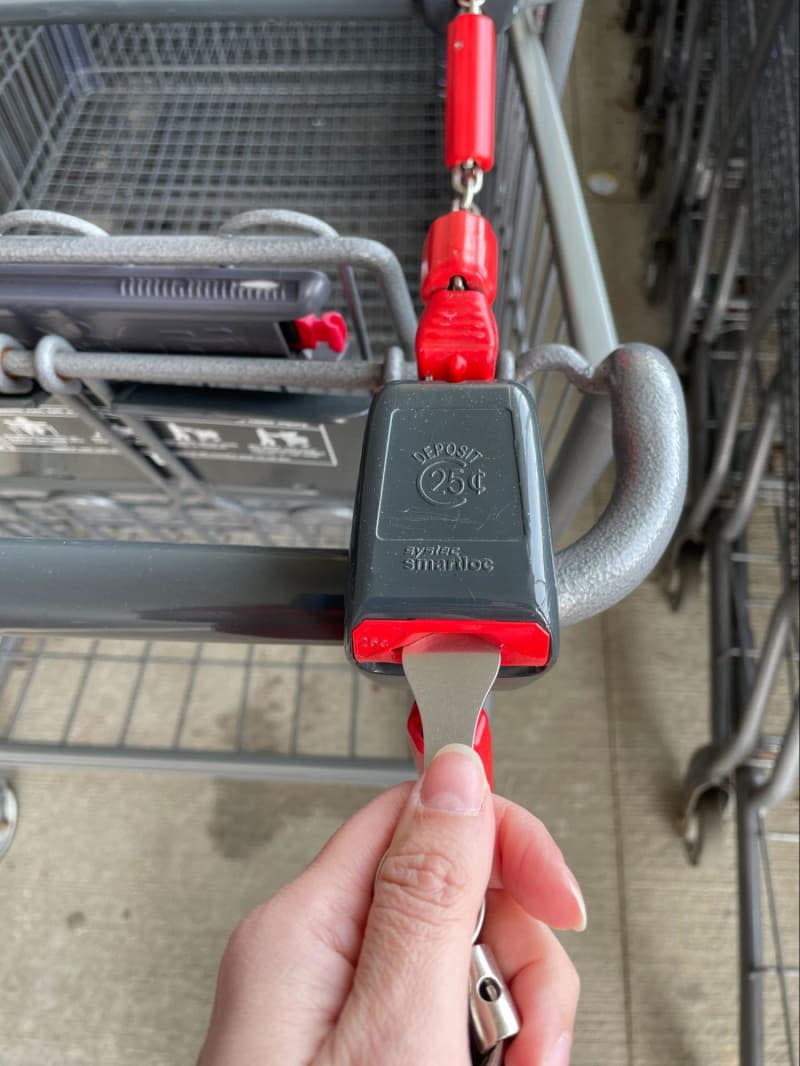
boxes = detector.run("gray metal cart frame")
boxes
[635,0,800,1059]
[0,3,687,857]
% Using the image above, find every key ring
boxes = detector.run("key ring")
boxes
[472,896,486,944]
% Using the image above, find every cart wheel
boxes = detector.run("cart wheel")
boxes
[0,778,18,862]
[636,130,662,196]
[645,238,673,304]
[631,44,653,109]
[683,788,727,866]
[664,539,704,611]
[623,0,642,34]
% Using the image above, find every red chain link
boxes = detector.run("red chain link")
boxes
[415,9,500,383]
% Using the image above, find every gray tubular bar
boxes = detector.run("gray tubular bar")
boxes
[702,585,799,783]
[0,0,415,22]
[520,343,688,625]
[508,23,616,361]
[542,0,585,100]
[0,232,418,357]
[751,701,800,814]
[2,347,408,391]
[0,540,350,643]
[510,14,619,540]
[736,766,765,1066]
[719,386,781,544]
[0,743,412,786]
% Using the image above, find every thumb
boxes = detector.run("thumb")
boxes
[333,744,494,1063]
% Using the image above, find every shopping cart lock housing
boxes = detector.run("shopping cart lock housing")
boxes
[345,377,559,681]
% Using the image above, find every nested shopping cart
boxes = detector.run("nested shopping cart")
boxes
[0,0,687,887]
[630,0,800,1061]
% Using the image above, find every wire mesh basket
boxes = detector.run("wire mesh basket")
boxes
[0,11,615,547]
[1,20,446,350]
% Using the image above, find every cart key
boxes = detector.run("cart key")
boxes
[469,895,520,1065]
[401,639,519,1063]
[402,633,499,767]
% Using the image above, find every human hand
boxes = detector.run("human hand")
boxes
[198,744,585,1066]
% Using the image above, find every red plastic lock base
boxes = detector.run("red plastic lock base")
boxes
[416,288,499,382]
[352,617,551,668]
[445,12,496,172]
[407,703,494,790]
[420,211,498,304]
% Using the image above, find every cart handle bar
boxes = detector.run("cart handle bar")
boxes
[0,343,687,637]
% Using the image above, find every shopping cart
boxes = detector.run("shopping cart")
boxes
[0,0,687,897]
[632,0,800,1060]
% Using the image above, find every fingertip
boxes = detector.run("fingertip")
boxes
[493,798,586,931]
[565,872,587,933]
[505,935,580,1066]
[419,744,489,815]
[543,1032,573,1066]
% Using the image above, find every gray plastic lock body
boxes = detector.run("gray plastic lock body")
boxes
[346,380,559,679]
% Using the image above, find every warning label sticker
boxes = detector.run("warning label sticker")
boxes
[0,407,117,455]
[156,415,338,467]
[0,406,338,468]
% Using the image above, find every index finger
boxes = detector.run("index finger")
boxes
[490,796,587,931]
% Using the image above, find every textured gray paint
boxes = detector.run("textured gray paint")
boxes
[526,343,688,625]
[3,346,411,391]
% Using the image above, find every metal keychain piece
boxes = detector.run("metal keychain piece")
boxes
[469,899,521,1065]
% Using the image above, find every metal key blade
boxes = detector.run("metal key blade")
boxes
[402,634,501,769]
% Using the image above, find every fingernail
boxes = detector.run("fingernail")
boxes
[545,1032,572,1066]
[566,870,588,932]
[419,744,487,815]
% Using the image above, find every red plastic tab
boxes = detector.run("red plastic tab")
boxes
[293,312,348,354]
[352,617,551,668]
[445,13,496,172]
[415,288,498,382]
[420,211,498,303]
[407,703,494,789]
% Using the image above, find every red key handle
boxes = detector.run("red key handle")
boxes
[445,11,496,172]
[407,702,495,790]
[417,9,500,384]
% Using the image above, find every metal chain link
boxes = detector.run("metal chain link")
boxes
[451,160,485,212]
